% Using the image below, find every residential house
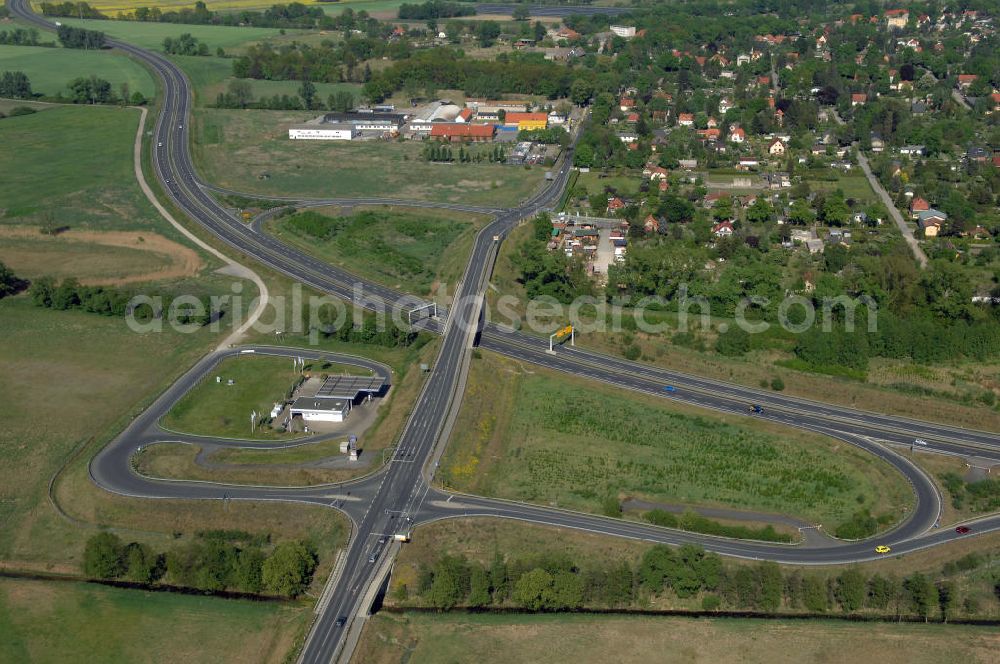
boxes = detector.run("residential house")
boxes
[851,92,867,106]
[910,197,930,217]
[607,197,626,213]
[768,138,786,156]
[643,215,661,233]
[619,96,636,112]
[870,134,885,152]
[729,126,746,143]
[712,220,735,237]
[899,145,925,156]
[678,113,695,127]
[918,209,947,237]
[737,158,760,170]
[957,74,978,89]
[617,131,639,143]
[718,98,734,114]
[885,9,909,29]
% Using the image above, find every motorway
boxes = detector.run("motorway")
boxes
[9,1,1000,661]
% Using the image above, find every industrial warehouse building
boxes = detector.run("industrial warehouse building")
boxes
[288,123,358,140]
[289,396,352,422]
[430,123,496,142]
[321,111,407,132]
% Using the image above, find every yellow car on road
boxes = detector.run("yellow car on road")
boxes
[874,545,891,554]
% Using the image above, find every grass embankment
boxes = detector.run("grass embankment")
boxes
[191,108,547,206]
[440,352,911,531]
[488,221,1000,431]
[268,207,484,296]
[0,576,307,664]
[162,354,307,441]
[0,44,156,98]
[135,440,350,486]
[355,611,1000,664]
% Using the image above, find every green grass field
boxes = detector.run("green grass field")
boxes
[0,577,306,664]
[172,54,361,107]
[162,354,306,440]
[191,108,548,206]
[268,207,483,296]
[0,105,175,234]
[56,17,288,51]
[356,612,1000,664]
[0,44,155,98]
[440,353,911,529]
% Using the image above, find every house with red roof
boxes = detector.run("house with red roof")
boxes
[430,123,495,142]
[728,126,746,143]
[909,196,930,217]
[885,9,909,28]
[851,93,867,106]
[678,113,694,127]
[712,220,735,237]
[957,74,978,89]
[607,197,626,213]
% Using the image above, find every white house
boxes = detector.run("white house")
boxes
[768,138,786,155]
[289,396,352,422]
[610,25,637,38]
[288,123,358,140]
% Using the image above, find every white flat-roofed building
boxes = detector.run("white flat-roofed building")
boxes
[289,396,352,422]
[610,25,636,38]
[289,123,358,140]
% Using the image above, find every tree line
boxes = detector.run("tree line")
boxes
[56,24,106,49]
[398,1,475,20]
[162,33,211,56]
[82,530,318,597]
[362,48,582,103]
[0,262,29,299]
[213,79,355,112]
[29,277,215,326]
[38,1,105,19]
[0,71,33,99]
[0,27,54,47]
[422,143,507,164]
[405,543,995,622]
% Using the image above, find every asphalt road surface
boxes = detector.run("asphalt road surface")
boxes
[10,2,999,662]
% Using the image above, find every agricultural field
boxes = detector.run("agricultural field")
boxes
[162,354,308,440]
[0,226,203,285]
[0,106,172,234]
[56,17,288,51]
[0,44,155,98]
[355,612,1000,664]
[439,352,912,530]
[0,577,308,664]
[174,54,361,108]
[191,109,548,206]
[267,206,486,296]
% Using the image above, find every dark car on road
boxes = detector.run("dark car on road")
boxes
[748,404,763,414]
[955,526,971,534]
[335,617,346,627]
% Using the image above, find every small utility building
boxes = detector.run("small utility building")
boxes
[289,396,351,422]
